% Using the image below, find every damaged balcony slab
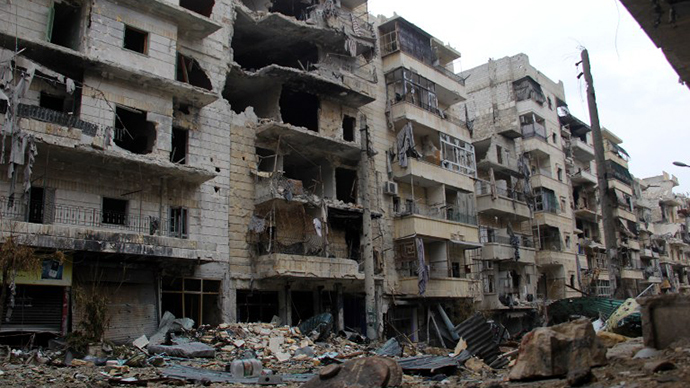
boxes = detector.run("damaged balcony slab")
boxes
[396,277,482,300]
[0,33,219,107]
[254,253,364,280]
[32,139,216,185]
[113,0,222,40]
[392,159,475,192]
[389,102,467,139]
[256,121,361,161]
[228,64,375,107]
[394,214,480,243]
[476,195,532,221]
[1,220,216,262]
[234,6,375,59]
[482,243,536,265]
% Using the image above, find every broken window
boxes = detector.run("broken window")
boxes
[534,188,558,213]
[268,0,316,19]
[102,197,127,225]
[342,115,356,142]
[514,77,546,104]
[170,127,188,165]
[236,290,279,323]
[279,88,319,131]
[162,277,222,327]
[520,113,546,140]
[385,68,441,116]
[123,25,148,54]
[440,133,476,177]
[176,53,213,91]
[169,207,188,238]
[47,1,82,50]
[335,168,357,204]
[39,92,67,112]
[180,0,215,17]
[114,106,156,154]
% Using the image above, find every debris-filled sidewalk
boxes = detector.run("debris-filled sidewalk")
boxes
[2,298,690,388]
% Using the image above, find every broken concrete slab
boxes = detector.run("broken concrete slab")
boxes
[302,357,402,388]
[509,318,607,381]
[149,311,176,346]
[148,342,216,358]
[640,294,690,349]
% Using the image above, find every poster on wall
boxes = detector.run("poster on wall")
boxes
[41,259,63,280]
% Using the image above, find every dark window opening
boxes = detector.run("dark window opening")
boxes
[180,0,215,17]
[231,23,319,71]
[28,187,45,224]
[123,26,148,54]
[114,106,156,154]
[39,92,66,112]
[48,2,82,50]
[256,147,277,172]
[169,207,188,239]
[162,277,222,327]
[496,145,503,164]
[279,88,319,132]
[335,168,357,204]
[236,290,279,323]
[342,115,356,142]
[176,53,213,91]
[171,127,188,165]
[269,0,316,19]
[102,197,127,225]
[290,291,314,326]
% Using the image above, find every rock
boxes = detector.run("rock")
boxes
[508,318,607,381]
[465,357,489,373]
[633,347,661,359]
[597,331,629,348]
[295,346,316,358]
[303,356,403,388]
[644,360,676,374]
[607,337,644,361]
[567,369,595,387]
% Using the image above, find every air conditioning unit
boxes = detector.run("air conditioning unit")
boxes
[383,181,398,196]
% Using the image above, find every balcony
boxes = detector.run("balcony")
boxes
[255,121,360,162]
[389,100,467,140]
[481,236,536,264]
[475,183,531,221]
[396,277,481,299]
[536,250,575,267]
[621,268,644,280]
[116,0,222,40]
[571,169,597,186]
[392,158,475,192]
[571,138,595,162]
[0,33,218,107]
[394,211,479,243]
[614,207,637,223]
[254,254,363,280]
[381,55,464,106]
[497,125,523,139]
[0,198,210,261]
[574,206,598,222]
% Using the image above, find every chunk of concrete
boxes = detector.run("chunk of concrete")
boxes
[303,357,402,388]
[509,318,607,381]
[148,342,216,358]
[640,294,690,349]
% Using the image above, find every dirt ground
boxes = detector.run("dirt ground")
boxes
[0,337,688,388]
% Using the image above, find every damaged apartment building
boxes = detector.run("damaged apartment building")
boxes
[460,54,584,331]
[0,0,234,341]
[225,0,381,332]
[373,16,483,343]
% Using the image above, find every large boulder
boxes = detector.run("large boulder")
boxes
[509,318,607,381]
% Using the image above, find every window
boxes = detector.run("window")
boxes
[484,274,495,294]
[47,2,82,50]
[180,0,214,17]
[496,145,503,164]
[440,133,476,177]
[162,277,222,327]
[534,188,558,213]
[595,280,612,297]
[169,207,188,238]
[560,196,567,213]
[28,187,45,224]
[171,127,188,165]
[176,53,212,90]
[102,197,127,225]
[114,106,156,154]
[392,197,400,213]
[123,25,148,54]
[565,234,571,249]
[557,167,563,182]
[342,115,356,142]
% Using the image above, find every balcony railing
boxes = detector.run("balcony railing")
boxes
[476,181,527,202]
[17,103,99,136]
[390,97,466,128]
[0,197,186,238]
[480,234,535,248]
[521,123,547,141]
[253,236,360,263]
[379,31,465,86]
[396,204,478,226]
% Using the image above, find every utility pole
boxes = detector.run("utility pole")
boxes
[580,49,622,297]
[359,116,377,340]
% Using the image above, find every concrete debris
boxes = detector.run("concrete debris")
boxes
[298,313,334,341]
[509,318,608,382]
[640,294,690,349]
[375,338,402,357]
[302,356,402,388]
[597,331,630,348]
[131,335,149,350]
[633,347,661,359]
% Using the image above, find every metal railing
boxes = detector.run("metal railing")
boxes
[390,96,466,128]
[396,203,478,226]
[379,31,465,86]
[480,233,535,248]
[475,181,527,202]
[254,236,360,262]
[0,197,185,238]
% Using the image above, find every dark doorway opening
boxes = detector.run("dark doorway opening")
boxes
[114,106,156,154]
[279,88,319,131]
[170,127,188,164]
[342,115,356,142]
[335,168,357,203]
[236,290,279,323]
[180,0,215,17]
[102,197,128,226]
[28,187,45,224]
[176,53,213,91]
[269,0,315,19]
[49,2,82,50]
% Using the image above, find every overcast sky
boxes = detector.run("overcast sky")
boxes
[368,0,690,193]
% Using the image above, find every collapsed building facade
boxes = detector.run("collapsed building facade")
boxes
[1,0,687,344]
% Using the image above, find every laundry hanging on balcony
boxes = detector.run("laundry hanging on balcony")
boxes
[396,122,419,168]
